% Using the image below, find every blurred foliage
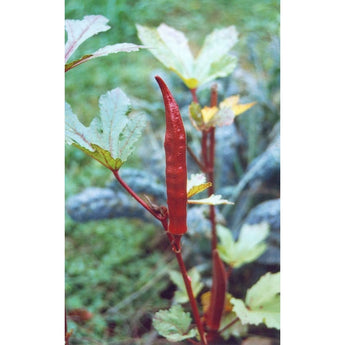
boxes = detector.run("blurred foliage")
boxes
[66,217,174,343]
[65,0,279,122]
[65,0,279,343]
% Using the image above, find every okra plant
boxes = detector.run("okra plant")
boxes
[65,16,280,345]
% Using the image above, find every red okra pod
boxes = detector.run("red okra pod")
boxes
[155,76,187,235]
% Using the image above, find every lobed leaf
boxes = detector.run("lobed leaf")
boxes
[65,15,110,62]
[153,305,197,342]
[65,88,146,171]
[136,23,238,88]
[217,223,269,268]
[231,272,280,329]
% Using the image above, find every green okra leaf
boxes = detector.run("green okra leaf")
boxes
[65,88,146,171]
[65,15,144,71]
[217,223,269,268]
[231,272,280,329]
[137,23,238,89]
[153,305,197,342]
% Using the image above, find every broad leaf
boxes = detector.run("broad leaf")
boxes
[188,194,234,205]
[65,15,144,71]
[194,26,238,85]
[65,88,146,170]
[169,268,204,304]
[65,15,110,62]
[187,173,212,198]
[231,272,280,329]
[153,305,197,342]
[137,23,238,88]
[217,223,269,268]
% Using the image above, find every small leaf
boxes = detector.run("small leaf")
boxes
[153,305,197,342]
[65,15,110,62]
[169,268,204,304]
[188,194,234,205]
[65,88,146,170]
[217,223,269,268]
[187,173,212,198]
[231,272,280,329]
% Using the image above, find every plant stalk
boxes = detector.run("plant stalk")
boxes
[113,168,206,343]
[207,85,218,250]
[112,169,165,221]
[173,239,208,345]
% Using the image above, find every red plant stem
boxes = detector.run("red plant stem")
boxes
[112,170,206,343]
[226,264,233,280]
[174,241,207,345]
[112,169,164,221]
[158,218,206,343]
[65,308,69,345]
[207,85,218,250]
[201,131,209,171]
[190,88,198,103]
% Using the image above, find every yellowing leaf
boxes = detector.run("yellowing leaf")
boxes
[188,194,234,205]
[201,291,233,314]
[187,173,212,198]
[220,95,256,116]
[219,95,239,108]
[183,77,199,89]
[232,102,257,116]
[201,106,219,124]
